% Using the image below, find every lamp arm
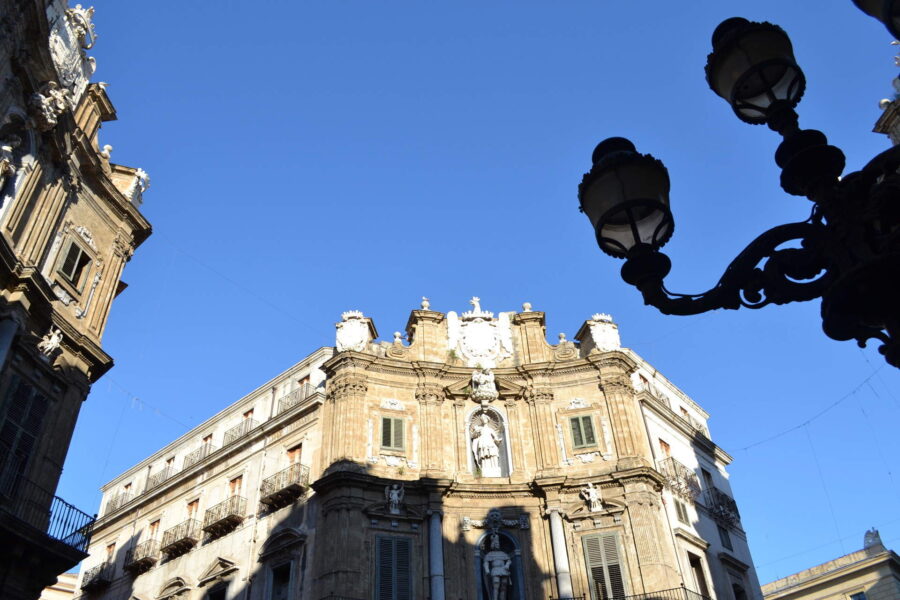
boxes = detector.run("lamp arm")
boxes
[633,221,831,316]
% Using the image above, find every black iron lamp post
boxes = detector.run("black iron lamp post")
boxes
[578,16,900,368]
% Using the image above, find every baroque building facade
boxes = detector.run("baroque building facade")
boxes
[0,2,152,599]
[79,299,760,600]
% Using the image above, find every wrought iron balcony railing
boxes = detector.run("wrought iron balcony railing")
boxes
[223,419,258,446]
[80,561,113,590]
[146,466,177,491]
[276,383,315,415]
[124,539,159,573]
[183,442,217,469]
[203,495,246,536]
[568,586,710,600]
[104,490,134,514]
[160,518,201,556]
[0,473,94,553]
[656,457,702,502]
[260,463,310,509]
[704,486,740,527]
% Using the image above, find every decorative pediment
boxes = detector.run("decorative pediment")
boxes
[444,374,524,399]
[258,528,307,560]
[197,557,237,588]
[157,577,190,600]
[363,500,424,521]
[564,497,626,521]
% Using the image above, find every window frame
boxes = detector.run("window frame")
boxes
[718,524,733,550]
[268,560,293,600]
[380,416,405,452]
[674,499,690,525]
[582,531,628,600]
[374,535,412,600]
[569,414,597,449]
[54,237,94,293]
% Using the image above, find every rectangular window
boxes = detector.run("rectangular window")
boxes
[381,417,404,451]
[270,562,291,600]
[0,374,50,493]
[718,525,733,550]
[287,444,302,464]
[849,593,867,600]
[658,438,671,457]
[187,500,199,519]
[687,553,710,597]
[674,499,689,524]
[375,536,412,600]
[583,532,626,600]
[105,543,116,560]
[148,519,160,539]
[243,409,254,420]
[57,240,92,291]
[229,475,243,497]
[570,415,596,449]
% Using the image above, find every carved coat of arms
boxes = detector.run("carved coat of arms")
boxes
[447,297,513,368]
[335,310,370,352]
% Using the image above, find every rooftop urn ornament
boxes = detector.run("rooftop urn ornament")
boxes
[393,331,403,344]
[38,327,63,358]
[576,14,900,369]
[385,482,404,515]
[521,302,532,312]
[580,482,603,512]
[421,296,430,310]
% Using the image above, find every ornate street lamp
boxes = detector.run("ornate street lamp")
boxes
[578,16,900,368]
[852,0,900,38]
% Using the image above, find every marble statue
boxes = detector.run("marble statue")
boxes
[483,533,512,600]
[0,135,20,191]
[580,482,602,512]
[385,482,404,515]
[471,413,502,477]
[421,296,430,310]
[38,327,63,357]
[471,368,498,403]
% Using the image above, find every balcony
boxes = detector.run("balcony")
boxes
[657,457,701,502]
[552,587,709,600]
[124,539,159,574]
[223,419,258,446]
[704,486,740,527]
[260,463,310,509]
[0,473,95,554]
[80,562,113,591]
[146,466,177,491]
[183,443,217,469]
[202,495,246,537]
[276,383,314,415]
[104,490,134,515]
[160,519,201,556]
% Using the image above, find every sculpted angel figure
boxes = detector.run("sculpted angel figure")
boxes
[472,367,498,402]
[471,413,502,477]
[580,482,602,512]
[483,533,511,600]
[385,482,404,514]
[38,327,63,357]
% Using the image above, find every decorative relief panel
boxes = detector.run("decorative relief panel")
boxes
[446,297,513,368]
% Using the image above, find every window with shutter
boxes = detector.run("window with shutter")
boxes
[375,536,412,600]
[380,417,404,451]
[582,532,627,600]
[0,373,50,493]
[570,415,597,449]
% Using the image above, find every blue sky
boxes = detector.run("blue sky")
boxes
[59,0,900,584]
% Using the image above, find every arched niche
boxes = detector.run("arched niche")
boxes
[474,530,526,600]
[466,406,512,477]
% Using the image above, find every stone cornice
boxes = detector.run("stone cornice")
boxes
[640,395,733,464]
[674,527,710,550]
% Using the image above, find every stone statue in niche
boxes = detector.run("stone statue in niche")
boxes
[580,482,603,512]
[38,327,63,357]
[471,412,503,477]
[0,136,20,191]
[483,532,512,600]
[385,482,404,515]
[471,367,498,404]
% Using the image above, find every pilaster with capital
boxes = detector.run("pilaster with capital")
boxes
[416,383,446,473]
[404,309,447,362]
[323,372,368,465]
[594,356,652,469]
[527,386,559,473]
[622,479,681,592]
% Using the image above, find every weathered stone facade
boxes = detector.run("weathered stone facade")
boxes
[81,300,760,600]
[0,2,151,599]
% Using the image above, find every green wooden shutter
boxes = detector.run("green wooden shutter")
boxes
[582,533,626,600]
[0,374,50,494]
[570,417,584,448]
[375,536,412,600]
[582,416,596,445]
[392,418,404,450]
[381,417,392,449]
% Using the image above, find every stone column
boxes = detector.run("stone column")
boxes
[428,510,445,600]
[0,318,20,370]
[548,509,574,598]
